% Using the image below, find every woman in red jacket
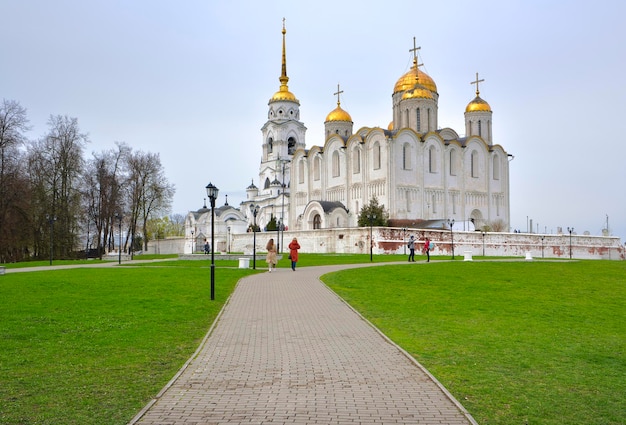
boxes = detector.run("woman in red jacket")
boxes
[288,238,301,271]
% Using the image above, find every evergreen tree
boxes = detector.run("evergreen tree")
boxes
[357,196,389,227]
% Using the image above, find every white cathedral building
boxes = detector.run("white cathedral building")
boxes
[186,24,511,252]
[240,24,511,234]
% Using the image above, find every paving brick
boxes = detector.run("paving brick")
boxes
[131,265,477,424]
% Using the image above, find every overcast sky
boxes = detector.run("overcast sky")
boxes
[3,0,625,241]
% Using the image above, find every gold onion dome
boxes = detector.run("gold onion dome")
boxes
[465,95,492,112]
[402,85,434,100]
[325,104,352,122]
[388,121,394,131]
[270,86,298,102]
[394,65,437,94]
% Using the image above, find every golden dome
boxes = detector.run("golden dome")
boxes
[465,95,492,113]
[325,105,352,122]
[402,85,434,100]
[394,65,437,94]
[388,121,394,131]
[270,85,298,103]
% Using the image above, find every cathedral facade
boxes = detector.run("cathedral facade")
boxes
[242,25,511,234]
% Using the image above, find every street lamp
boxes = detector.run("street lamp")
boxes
[206,182,219,301]
[46,214,56,265]
[482,231,486,257]
[403,227,407,255]
[448,219,455,260]
[367,213,376,262]
[541,236,545,258]
[191,229,194,253]
[567,227,574,259]
[227,226,231,253]
[276,217,280,253]
[279,160,287,253]
[115,212,122,264]
[250,204,259,269]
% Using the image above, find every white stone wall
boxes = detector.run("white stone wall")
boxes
[150,229,625,260]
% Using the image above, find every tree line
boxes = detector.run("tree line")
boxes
[0,98,175,263]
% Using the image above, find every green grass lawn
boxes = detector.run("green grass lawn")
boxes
[0,256,624,424]
[0,266,257,425]
[322,260,626,425]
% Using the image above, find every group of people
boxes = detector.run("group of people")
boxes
[265,237,300,272]
[407,236,431,262]
[264,235,431,272]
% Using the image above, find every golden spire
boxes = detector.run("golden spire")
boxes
[280,17,288,87]
[270,18,298,103]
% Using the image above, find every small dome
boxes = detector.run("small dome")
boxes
[388,121,394,131]
[402,85,434,100]
[325,105,352,122]
[465,96,492,113]
[270,86,298,103]
[394,65,437,94]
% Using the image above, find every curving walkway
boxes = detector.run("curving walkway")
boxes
[129,263,477,425]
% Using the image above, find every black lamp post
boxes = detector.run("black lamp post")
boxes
[250,204,259,269]
[448,219,455,260]
[403,227,407,255]
[191,229,194,253]
[541,236,545,258]
[367,213,376,262]
[46,214,56,265]
[227,226,231,253]
[276,216,280,253]
[115,212,122,264]
[279,159,286,253]
[482,231,486,257]
[567,227,574,259]
[206,182,219,301]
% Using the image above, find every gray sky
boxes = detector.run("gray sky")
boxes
[3,0,625,240]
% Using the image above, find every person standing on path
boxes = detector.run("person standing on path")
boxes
[407,235,416,262]
[288,237,300,271]
[266,238,277,272]
[423,237,431,262]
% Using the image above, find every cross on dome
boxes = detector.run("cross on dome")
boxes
[471,72,485,96]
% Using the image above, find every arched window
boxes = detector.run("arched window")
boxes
[373,142,381,170]
[313,214,321,229]
[402,143,411,170]
[288,137,296,155]
[264,177,271,189]
[353,148,361,174]
[449,149,456,176]
[314,157,321,181]
[429,145,437,173]
[478,120,482,137]
[298,159,305,183]
[471,150,479,178]
[267,137,273,153]
[416,108,421,132]
[332,151,340,177]
[493,155,500,180]
[427,108,431,132]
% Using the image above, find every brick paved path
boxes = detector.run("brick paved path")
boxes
[130,265,477,424]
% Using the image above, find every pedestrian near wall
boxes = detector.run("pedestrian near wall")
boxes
[266,238,277,272]
[423,237,431,262]
[288,237,300,271]
[407,235,416,262]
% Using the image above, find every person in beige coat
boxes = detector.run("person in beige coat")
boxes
[265,238,277,272]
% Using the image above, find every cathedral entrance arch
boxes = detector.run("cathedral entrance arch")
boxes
[469,209,484,230]
[313,214,321,229]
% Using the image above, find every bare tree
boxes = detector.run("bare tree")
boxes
[124,150,174,252]
[28,115,88,259]
[0,99,31,262]
[82,142,129,258]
